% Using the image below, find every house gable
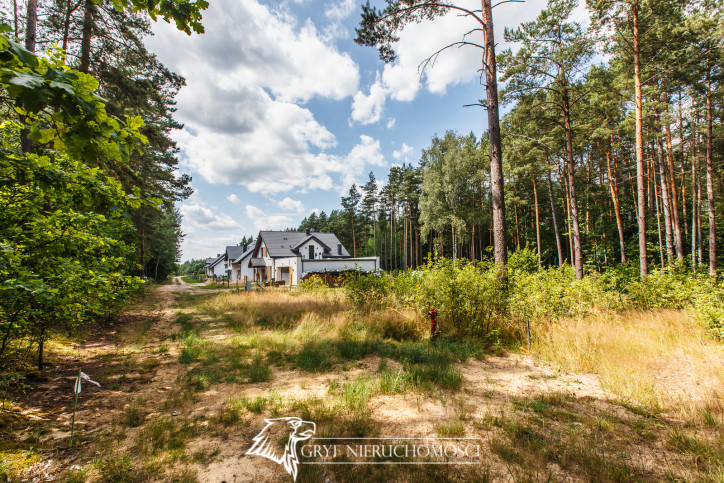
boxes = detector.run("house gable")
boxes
[252,231,351,258]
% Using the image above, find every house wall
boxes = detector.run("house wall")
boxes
[274,257,301,285]
[238,258,254,280]
[228,257,254,281]
[301,257,379,274]
[254,240,274,282]
[299,241,324,260]
[228,258,253,282]
[228,262,240,281]
[212,260,226,278]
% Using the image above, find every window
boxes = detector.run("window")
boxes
[309,245,314,259]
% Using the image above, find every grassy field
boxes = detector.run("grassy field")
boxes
[1,279,722,482]
[180,276,206,284]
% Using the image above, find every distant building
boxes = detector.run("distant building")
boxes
[248,230,379,285]
[229,244,254,281]
[204,257,216,277]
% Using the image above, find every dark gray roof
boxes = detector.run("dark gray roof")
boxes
[205,257,216,265]
[225,245,245,261]
[291,235,330,251]
[256,231,350,258]
[209,254,225,268]
[231,246,254,264]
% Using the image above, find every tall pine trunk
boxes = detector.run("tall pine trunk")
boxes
[482,0,507,279]
[662,82,683,260]
[705,65,716,280]
[606,139,626,262]
[79,0,96,73]
[656,132,675,265]
[692,112,699,267]
[562,88,583,279]
[532,165,541,266]
[545,148,563,267]
[633,3,648,277]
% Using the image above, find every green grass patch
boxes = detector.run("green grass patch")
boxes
[0,444,40,480]
[407,363,463,391]
[434,418,465,437]
[295,342,334,372]
[181,276,205,284]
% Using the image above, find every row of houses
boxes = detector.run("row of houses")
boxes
[204,230,380,286]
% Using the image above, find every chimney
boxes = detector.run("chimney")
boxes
[217,253,220,257]
[338,244,342,255]
[306,228,311,236]
[243,244,247,252]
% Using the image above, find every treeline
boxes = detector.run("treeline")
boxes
[0,0,206,369]
[301,0,722,278]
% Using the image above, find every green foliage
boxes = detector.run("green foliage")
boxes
[419,131,485,255]
[107,0,208,35]
[343,270,393,313]
[178,259,206,276]
[344,254,724,343]
[393,257,509,338]
[295,275,328,294]
[0,25,153,368]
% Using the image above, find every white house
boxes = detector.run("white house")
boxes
[204,257,216,277]
[208,254,226,279]
[229,244,254,282]
[248,230,379,286]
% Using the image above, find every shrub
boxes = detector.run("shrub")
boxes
[508,266,620,322]
[344,270,393,313]
[296,275,327,294]
[696,305,724,341]
[391,257,509,338]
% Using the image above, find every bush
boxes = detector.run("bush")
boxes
[296,275,327,294]
[344,270,393,313]
[349,256,724,344]
[391,257,509,338]
[508,266,620,322]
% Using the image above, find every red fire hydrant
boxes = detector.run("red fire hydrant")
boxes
[428,308,440,340]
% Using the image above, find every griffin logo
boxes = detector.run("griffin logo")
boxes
[246,417,316,481]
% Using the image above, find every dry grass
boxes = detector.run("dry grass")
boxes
[9,282,724,482]
[204,289,350,329]
[534,309,724,415]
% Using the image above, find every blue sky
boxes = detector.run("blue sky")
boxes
[144,0,586,261]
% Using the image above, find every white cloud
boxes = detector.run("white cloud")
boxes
[181,233,244,261]
[325,0,354,21]
[393,142,414,161]
[348,0,570,125]
[227,194,241,204]
[386,118,396,129]
[277,197,306,214]
[323,0,356,40]
[145,0,363,194]
[329,135,386,191]
[245,205,293,230]
[180,191,243,236]
[350,74,388,125]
